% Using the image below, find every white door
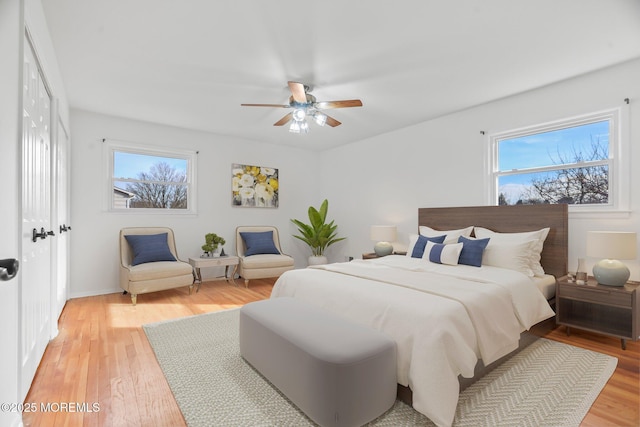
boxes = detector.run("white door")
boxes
[20,36,53,401]
[52,115,70,325]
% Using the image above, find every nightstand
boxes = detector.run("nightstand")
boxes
[556,276,640,349]
[362,252,380,259]
[362,252,406,259]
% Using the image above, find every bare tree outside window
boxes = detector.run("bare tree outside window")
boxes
[126,162,188,209]
[500,141,609,205]
[494,119,611,206]
[110,147,193,212]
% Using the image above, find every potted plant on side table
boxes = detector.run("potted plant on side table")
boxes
[201,233,226,258]
[291,199,345,265]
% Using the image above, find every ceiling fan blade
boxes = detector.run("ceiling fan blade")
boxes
[241,103,290,108]
[273,112,293,126]
[288,81,308,104]
[324,114,342,127]
[315,99,363,109]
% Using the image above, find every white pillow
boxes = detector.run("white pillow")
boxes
[423,241,463,266]
[419,225,473,245]
[482,240,537,276]
[474,227,550,276]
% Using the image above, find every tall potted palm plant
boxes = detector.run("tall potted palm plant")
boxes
[291,199,345,265]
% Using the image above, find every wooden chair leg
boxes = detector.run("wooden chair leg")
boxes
[130,294,137,305]
[244,279,249,288]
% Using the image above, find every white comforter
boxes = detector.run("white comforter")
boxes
[271,256,554,427]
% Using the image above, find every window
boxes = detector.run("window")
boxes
[488,108,627,212]
[106,141,197,213]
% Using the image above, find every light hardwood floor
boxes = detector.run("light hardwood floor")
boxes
[23,278,639,427]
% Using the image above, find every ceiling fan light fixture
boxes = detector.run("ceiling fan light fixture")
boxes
[313,112,327,127]
[289,121,300,133]
[292,108,306,121]
[242,81,361,134]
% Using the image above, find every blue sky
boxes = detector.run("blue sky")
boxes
[499,120,608,173]
[114,151,187,179]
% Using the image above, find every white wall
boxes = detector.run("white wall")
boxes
[69,109,320,297]
[321,59,640,281]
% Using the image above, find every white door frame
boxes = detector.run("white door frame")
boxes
[0,1,24,425]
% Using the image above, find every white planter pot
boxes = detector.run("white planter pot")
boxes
[308,255,328,266]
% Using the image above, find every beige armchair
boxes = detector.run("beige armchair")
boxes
[236,226,295,288]
[119,227,194,305]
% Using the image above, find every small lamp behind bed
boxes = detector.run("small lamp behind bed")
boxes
[586,231,637,287]
[371,225,397,256]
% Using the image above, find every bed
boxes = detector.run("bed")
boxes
[271,204,568,427]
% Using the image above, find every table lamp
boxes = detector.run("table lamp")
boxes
[370,225,397,256]
[586,231,637,287]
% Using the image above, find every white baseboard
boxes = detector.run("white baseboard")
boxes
[69,287,122,299]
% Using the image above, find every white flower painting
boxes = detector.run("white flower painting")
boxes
[232,163,279,208]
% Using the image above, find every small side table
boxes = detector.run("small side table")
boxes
[556,276,639,350]
[188,255,240,291]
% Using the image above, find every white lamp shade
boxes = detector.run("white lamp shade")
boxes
[586,231,637,260]
[370,226,397,243]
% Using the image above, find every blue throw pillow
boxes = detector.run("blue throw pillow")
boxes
[125,233,177,266]
[457,236,490,267]
[411,234,446,258]
[240,231,281,256]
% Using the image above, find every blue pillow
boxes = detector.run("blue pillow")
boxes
[125,233,177,266]
[411,234,446,258]
[240,231,281,256]
[457,236,490,267]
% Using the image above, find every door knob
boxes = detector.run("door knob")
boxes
[0,258,19,281]
[32,228,55,242]
[32,227,47,242]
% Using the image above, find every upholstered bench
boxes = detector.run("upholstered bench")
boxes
[239,297,397,427]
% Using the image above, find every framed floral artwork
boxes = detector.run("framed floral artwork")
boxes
[232,163,279,208]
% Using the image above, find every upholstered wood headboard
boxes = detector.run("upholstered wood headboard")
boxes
[418,204,568,278]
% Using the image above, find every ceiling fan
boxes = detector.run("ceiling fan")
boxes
[241,81,363,133]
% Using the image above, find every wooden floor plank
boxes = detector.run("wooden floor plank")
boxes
[22,278,639,426]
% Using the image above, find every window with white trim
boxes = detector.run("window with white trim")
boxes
[488,109,626,211]
[106,141,197,213]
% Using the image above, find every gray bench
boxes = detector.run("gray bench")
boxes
[239,297,397,427]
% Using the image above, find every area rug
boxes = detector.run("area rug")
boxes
[143,308,617,427]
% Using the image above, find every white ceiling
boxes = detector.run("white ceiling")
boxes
[42,0,640,150]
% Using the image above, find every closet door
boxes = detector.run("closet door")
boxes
[20,35,53,400]
[52,115,70,324]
